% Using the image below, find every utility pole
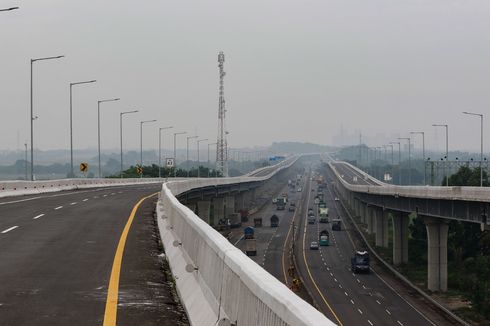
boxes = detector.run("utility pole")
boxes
[216,51,229,177]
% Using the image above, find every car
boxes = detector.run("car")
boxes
[297,187,302,192]
[288,206,295,212]
[334,197,340,201]
[290,201,296,207]
[310,241,319,250]
[311,188,315,192]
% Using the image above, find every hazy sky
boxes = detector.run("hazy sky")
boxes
[1,0,489,153]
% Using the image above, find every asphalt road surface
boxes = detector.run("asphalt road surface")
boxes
[0,184,188,326]
[331,161,382,186]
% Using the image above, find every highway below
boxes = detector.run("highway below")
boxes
[0,184,188,326]
[236,157,438,326]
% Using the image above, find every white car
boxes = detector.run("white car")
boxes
[334,197,340,201]
[297,187,302,192]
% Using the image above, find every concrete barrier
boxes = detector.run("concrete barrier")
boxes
[0,178,165,199]
[157,158,335,326]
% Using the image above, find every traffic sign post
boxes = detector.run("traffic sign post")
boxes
[166,158,175,168]
[136,166,143,175]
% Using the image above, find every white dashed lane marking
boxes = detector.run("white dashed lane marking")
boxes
[397,321,404,326]
[386,309,391,315]
[82,199,88,202]
[54,206,63,210]
[33,214,44,220]
[1,226,18,234]
[70,202,77,205]
[368,320,374,326]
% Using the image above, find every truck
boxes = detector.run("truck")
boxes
[319,230,329,246]
[276,197,287,210]
[332,219,342,231]
[351,251,370,273]
[244,226,255,239]
[254,217,263,227]
[270,214,279,227]
[229,213,242,228]
[308,215,316,224]
[239,209,249,222]
[319,207,329,223]
[245,238,257,256]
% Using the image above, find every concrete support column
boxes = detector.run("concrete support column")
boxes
[392,211,409,265]
[354,199,360,217]
[185,202,196,213]
[360,202,367,224]
[225,195,235,217]
[375,209,389,248]
[366,206,374,234]
[212,197,225,225]
[197,201,211,224]
[424,217,449,292]
[235,193,245,211]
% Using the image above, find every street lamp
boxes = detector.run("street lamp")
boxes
[173,132,187,177]
[159,126,173,178]
[120,110,138,177]
[97,98,120,177]
[390,141,401,185]
[197,139,208,178]
[208,142,217,177]
[410,131,426,185]
[30,55,64,181]
[432,124,449,186]
[398,137,411,185]
[140,119,157,170]
[69,79,96,177]
[463,112,484,187]
[186,135,198,177]
[386,144,394,164]
[0,7,19,11]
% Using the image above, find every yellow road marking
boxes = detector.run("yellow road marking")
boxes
[301,172,344,326]
[103,192,158,326]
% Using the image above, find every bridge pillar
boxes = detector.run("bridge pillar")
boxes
[424,216,449,292]
[235,193,245,211]
[185,203,196,213]
[212,197,225,225]
[225,196,235,217]
[354,199,360,217]
[366,206,374,234]
[360,202,367,224]
[375,208,389,248]
[197,201,211,224]
[392,211,409,265]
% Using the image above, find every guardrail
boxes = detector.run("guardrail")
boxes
[157,157,335,326]
[329,162,490,203]
[0,178,165,199]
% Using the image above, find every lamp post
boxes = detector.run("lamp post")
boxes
[197,139,208,178]
[140,120,157,172]
[208,142,217,177]
[97,98,120,177]
[24,143,28,180]
[159,126,173,178]
[390,141,401,185]
[463,112,484,187]
[398,137,411,185]
[173,132,187,177]
[69,80,96,177]
[386,144,394,164]
[432,124,449,186]
[410,131,426,185]
[119,110,138,177]
[186,136,198,177]
[30,55,64,181]
[0,7,19,11]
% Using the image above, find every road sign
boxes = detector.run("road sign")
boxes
[80,163,88,172]
[166,158,175,168]
[136,166,143,175]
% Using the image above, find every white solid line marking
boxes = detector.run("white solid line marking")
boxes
[33,214,45,220]
[54,206,63,210]
[82,199,88,202]
[368,320,373,326]
[376,300,381,305]
[1,226,18,234]
[357,308,363,314]
[386,309,391,315]
[70,202,77,205]
[397,321,404,326]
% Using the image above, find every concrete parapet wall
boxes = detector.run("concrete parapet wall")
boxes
[0,177,166,198]
[157,157,335,326]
